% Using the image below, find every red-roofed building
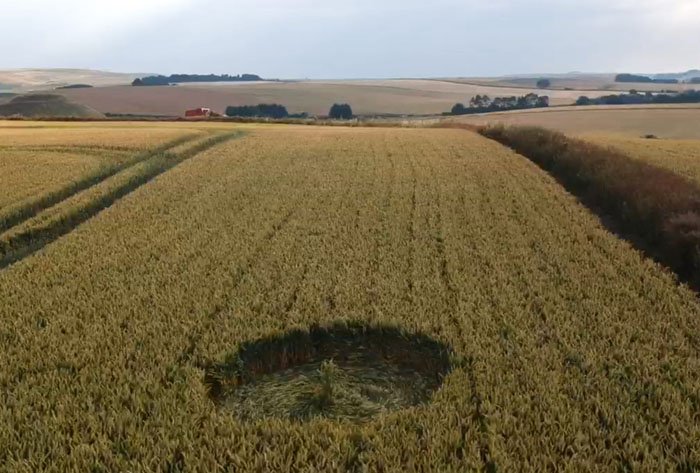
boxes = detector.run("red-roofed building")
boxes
[185,107,212,118]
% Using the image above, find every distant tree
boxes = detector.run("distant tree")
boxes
[536,95,550,107]
[225,103,289,118]
[615,73,678,84]
[132,75,170,86]
[329,103,353,119]
[517,93,547,109]
[56,84,93,89]
[616,74,653,83]
[133,74,264,86]
[536,79,551,88]
[492,97,516,109]
[449,93,548,115]
[451,103,468,115]
[575,90,700,107]
[690,77,700,84]
[469,95,491,108]
[602,95,625,105]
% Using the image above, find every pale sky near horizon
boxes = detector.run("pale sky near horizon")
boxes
[2,0,699,78]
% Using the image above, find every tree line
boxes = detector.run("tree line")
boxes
[55,84,93,89]
[225,104,290,119]
[449,93,550,115]
[224,103,354,119]
[615,74,679,84]
[577,90,700,106]
[133,74,263,86]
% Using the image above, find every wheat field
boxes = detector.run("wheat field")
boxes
[0,150,112,209]
[0,122,699,471]
[449,105,700,139]
[583,134,700,185]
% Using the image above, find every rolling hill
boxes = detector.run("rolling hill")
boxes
[55,79,612,117]
[0,69,143,92]
[0,94,105,118]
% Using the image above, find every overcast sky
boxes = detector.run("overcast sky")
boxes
[2,0,699,78]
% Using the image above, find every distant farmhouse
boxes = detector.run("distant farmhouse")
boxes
[185,107,213,118]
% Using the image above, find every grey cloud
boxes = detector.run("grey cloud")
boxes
[0,0,697,77]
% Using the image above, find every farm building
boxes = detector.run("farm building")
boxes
[185,107,212,118]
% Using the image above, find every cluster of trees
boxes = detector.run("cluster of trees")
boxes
[133,74,263,86]
[222,103,354,120]
[536,79,551,88]
[615,74,679,84]
[225,104,310,119]
[691,78,700,84]
[576,89,700,106]
[225,104,289,118]
[449,93,549,115]
[329,103,353,119]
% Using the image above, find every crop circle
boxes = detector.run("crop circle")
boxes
[205,322,453,423]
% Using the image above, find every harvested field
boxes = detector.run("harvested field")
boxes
[56,79,612,116]
[458,75,696,92]
[0,68,141,92]
[449,104,700,139]
[1,122,699,471]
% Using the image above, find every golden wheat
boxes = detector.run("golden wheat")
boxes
[0,150,111,208]
[585,134,700,184]
[0,123,698,471]
[0,123,204,149]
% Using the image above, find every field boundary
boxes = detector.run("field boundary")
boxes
[478,124,700,290]
[0,133,202,233]
[431,78,619,94]
[446,104,700,120]
[431,78,699,94]
[0,130,243,270]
